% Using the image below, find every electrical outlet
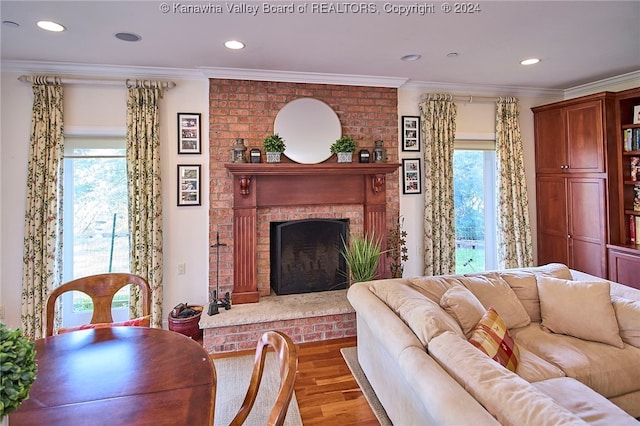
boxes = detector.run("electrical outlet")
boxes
[177,263,186,275]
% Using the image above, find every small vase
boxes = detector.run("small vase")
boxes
[266,152,282,163]
[337,152,353,163]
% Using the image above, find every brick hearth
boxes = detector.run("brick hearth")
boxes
[200,290,355,353]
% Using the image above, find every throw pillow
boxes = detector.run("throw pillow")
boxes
[536,277,624,348]
[468,307,520,372]
[612,296,640,348]
[459,273,531,329]
[58,315,151,334]
[440,286,485,336]
[499,270,542,322]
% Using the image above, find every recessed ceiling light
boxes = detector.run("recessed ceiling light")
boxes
[2,20,20,28]
[37,20,65,32]
[225,40,245,50]
[401,54,422,62]
[520,58,541,66]
[115,32,141,42]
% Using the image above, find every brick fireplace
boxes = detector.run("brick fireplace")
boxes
[205,79,400,352]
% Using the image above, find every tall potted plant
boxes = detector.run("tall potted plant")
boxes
[0,323,37,419]
[340,233,384,284]
[330,136,356,163]
[263,134,286,163]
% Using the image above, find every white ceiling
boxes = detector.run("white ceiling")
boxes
[1,1,639,90]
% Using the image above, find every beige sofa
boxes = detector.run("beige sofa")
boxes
[347,264,640,425]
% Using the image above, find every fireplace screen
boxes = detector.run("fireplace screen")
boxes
[270,218,349,295]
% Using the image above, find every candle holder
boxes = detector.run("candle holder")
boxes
[232,138,248,163]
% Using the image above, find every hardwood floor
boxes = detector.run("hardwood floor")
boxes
[294,337,379,426]
[212,336,380,425]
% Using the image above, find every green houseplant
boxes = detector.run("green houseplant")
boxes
[0,323,37,419]
[263,134,286,163]
[340,233,384,284]
[330,136,356,163]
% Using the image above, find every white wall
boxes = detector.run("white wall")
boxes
[0,73,210,328]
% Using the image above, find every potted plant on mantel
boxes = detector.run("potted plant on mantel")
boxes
[0,323,38,420]
[330,136,357,163]
[263,134,286,163]
[340,233,384,285]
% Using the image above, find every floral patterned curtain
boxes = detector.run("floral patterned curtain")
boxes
[496,98,533,268]
[21,77,64,340]
[420,94,457,275]
[126,81,164,327]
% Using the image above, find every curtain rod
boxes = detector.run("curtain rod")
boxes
[421,94,516,103]
[17,75,176,89]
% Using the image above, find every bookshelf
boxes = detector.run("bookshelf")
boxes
[608,87,640,289]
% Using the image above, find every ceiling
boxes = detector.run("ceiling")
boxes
[1,1,639,90]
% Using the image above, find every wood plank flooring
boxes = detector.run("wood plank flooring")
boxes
[212,336,380,425]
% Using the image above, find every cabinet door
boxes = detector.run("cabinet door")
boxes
[567,178,607,278]
[535,108,567,173]
[565,101,605,173]
[536,177,569,266]
[608,249,640,290]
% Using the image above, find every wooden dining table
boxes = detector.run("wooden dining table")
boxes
[9,326,216,426]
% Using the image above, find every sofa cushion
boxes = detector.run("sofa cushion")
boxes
[439,285,485,336]
[516,345,566,383]
[370,280,463,345]
[468,307,520,372]
[537,276,624,348]
[511,323,640,398]
[532,377,638,426]
[460,273,531,329]
[499,270,541,322]
[408,274,464,303]
[429,332,588,426]
[612,296,640,348]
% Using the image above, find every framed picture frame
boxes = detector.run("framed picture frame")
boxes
[402,158,421,194]
[177,113,201,154]
[633,105,640,125]
[177,164,201,206]
[402,116,420,152]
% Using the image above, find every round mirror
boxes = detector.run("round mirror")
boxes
[274,98,341,164]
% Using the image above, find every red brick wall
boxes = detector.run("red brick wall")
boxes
[208,79,399,298]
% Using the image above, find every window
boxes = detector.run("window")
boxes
[453,139,497,273]
[61,136,130,326]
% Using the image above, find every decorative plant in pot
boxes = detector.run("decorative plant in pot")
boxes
[330,136,357,163]
[263,134,286,163]
[0,323,38,419]
[340,233,384,284]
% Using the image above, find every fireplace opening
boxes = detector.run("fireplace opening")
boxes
[270,218,349,295]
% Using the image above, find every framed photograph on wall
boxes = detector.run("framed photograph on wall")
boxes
[177,164,201,206]
[402,158,421,194]
[177,113,201,154]
[402,116,420,152]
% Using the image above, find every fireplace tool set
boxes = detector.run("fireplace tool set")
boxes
[209,231,231,315]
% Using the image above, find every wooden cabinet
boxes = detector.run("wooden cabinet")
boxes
[535,100,605,174]
[536,176,607,277]
[608,246,640,290]
[533,93,616,279]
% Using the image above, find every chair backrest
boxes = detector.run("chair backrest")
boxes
[230,330,299,426]
[45,273,151,337]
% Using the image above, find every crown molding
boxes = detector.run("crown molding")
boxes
[563,70,640,99]
[1,60,205,81]
[199,67,408,88]
[400,79,563,99]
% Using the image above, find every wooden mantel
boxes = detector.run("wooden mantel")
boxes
[224,162,400,303]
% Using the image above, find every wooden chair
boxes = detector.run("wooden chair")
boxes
[230,330,299,426]
[45,273,151,337]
